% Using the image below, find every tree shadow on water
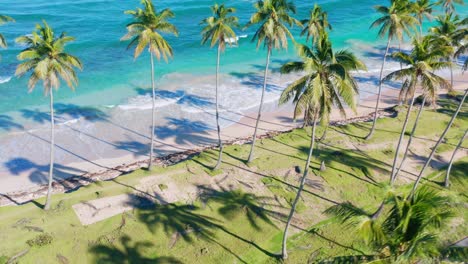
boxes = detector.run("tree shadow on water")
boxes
[89,235,183,264]
[0,115,24,131]
[154,118,215,146]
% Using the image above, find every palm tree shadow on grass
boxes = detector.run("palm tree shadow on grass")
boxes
[197,185,283,231]
[135,197,280,260]
[89,235,183,264]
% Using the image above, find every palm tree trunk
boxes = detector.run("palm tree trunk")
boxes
[282,113,317,260]
[148,52,156,170]
[450,60,454,90]
[366,38,391,140]
[445,129,467,187]
[410,89,467,198]
[247,46,271,163]
[44,88,55,210]
[214,44,223,170]
[394,96,426,181]
[390,91,417,185]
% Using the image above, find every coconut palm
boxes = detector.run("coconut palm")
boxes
[15,21,83,210]
[366,0,418,140]
[445,129,467,187]
[122,0,178,170]
[200,4,239,170]
[245,0,301,163]
[437,0,465,14]
[0,15,14,49]
[279,37,366,259]
[384,36,451,185]
[411,0,434,36]
[411,89,467,198]
[455,41,468,71]
[326,187,457,263]
[430,14,467,89]
[300,4,331,44]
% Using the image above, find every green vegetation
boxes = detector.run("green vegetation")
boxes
[0,96,465,263]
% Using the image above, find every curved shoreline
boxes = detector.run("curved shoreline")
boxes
[2,71,466,207]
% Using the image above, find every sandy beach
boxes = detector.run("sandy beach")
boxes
[0,66,467,198]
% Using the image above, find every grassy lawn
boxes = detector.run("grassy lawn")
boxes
[0,95,466,263]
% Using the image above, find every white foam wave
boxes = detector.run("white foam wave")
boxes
[0,76,12,84]
[118,94,182,110]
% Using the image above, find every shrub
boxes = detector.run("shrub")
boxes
[26,233,53,247]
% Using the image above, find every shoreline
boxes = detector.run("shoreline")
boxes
[1,73,466,206]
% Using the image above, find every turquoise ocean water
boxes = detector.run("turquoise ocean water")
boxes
[0,0,467,118]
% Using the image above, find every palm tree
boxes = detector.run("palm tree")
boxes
[366,0,418,140]
[122,0,178,170]
[300,4,331,44]
[437,0,465,14]
[430,14,467,89]
[411,89,467,198]
[384,36,451,185]
[200,4,239,170]
[445,129,467,187]
[279,37,366,259]
[0,15,14,49]
[411,0,434,36]
[245,0,301,163]
[15,21,83,210]
[326,187,457,262]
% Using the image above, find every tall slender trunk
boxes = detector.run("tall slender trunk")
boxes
[394,96,426,181]
[366,38,391,140]
[247,46,271,163]
[44,88,55,210]
[148,52,156,170]
[450,60,454,90]
[410,89,467,198]
[390,91,417,185]
[214,44,223,170]
[445,129,467,187]
[282,113,317,260]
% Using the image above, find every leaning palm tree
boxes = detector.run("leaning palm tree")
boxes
[430,14,467,89]
[392,36,452,181]
[411,89,467,198]
[200,4,239,170]
[279,37,366,259]
[245,0,301,163]
[0,15,14,49]
[412,0,434,36]
[122,0,178,170]
[437,0,465,14]
[15,21,83,210]
[326,187,457,263]
[445,129,467,187]
[300,4,331,44]
[366,0,418,140]
[384,36,451,185]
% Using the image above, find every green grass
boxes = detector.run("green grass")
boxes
[0,96,466,263]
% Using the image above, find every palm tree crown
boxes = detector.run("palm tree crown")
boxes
[15,21,83,92]
[0,15,15,48]
[437,0,465,14]
[371,0,419,42]
[326,187,457,262]
[300,4,331,44]
[122,0,179,61]
[411,0,433,34]
[280,37,366,124]
[384,36,451,103]
[201,4,239,51]
[246,0,301,50]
